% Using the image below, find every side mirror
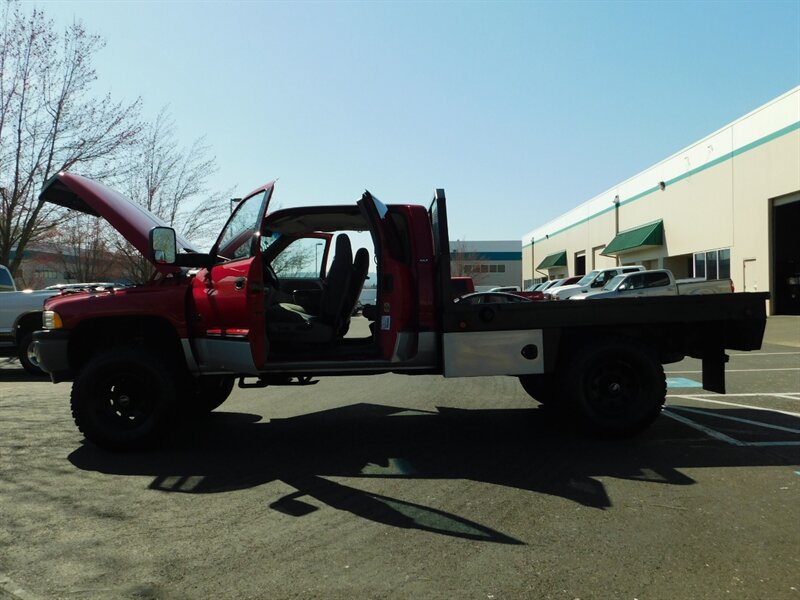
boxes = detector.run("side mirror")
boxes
[150,227,177,264]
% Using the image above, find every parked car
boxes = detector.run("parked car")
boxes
[571,269,734,300]
[542,275,582,299]
[45,282,122,293]
[450,276,475,299]
[514,278,566,300]
[548,266,646,300]
[488,285,521,293]
[454,291,532,305]
[0,266,60,374]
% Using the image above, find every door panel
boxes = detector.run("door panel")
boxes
[191,256,266,374]
[191,182,274,373]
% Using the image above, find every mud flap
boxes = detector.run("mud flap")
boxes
[702,347,728,394]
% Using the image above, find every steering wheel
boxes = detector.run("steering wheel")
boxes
[263,262,280,289]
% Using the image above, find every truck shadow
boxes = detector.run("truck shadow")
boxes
[68,402,800,544]
[0,364,48,382]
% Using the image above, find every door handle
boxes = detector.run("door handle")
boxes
[234,277,246,290]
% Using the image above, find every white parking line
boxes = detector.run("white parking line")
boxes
[668,405,800,434]
[666,394,800,418]
[667,368,800,374]
[663,393,800,447]
[729,352,800,356]
[662,410,747,446]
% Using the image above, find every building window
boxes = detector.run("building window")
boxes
[693,248,730,280]
[489,264,497,273]
[694,253,706,278]
[498,265,505,273]
[719,248,730,279]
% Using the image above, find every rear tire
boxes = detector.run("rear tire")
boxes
[561,338,665,437]
[71,348,177,450]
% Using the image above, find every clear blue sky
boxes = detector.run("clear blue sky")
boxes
[34,0,800,243]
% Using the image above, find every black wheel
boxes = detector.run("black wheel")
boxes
[17,331,45,376]
[70,348,177,450]
[561,338,665,437]
[518,374,558,405]
[180,375,235,415]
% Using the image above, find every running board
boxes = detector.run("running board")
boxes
[237,375,318,388]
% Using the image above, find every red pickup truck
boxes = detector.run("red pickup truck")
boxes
[34,173,767,450]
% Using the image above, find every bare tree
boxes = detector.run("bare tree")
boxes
[449,240,489,285]
[50,213,117,282]
[112,106,232,283]
[0,1,141,275]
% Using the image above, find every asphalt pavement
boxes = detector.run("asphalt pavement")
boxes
[0,316,798,599]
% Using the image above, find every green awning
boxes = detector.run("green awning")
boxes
[602,220,664,256]
[537,250,567,269]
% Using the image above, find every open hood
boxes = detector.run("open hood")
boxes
[39,173,201,267]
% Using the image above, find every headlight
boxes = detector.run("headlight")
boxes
[43,310,63,329]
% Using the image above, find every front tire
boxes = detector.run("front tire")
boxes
[561,338,666,437]
[71,348,177,450]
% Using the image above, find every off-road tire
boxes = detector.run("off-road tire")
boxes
[561,338,666,438]
[70,348,177,450]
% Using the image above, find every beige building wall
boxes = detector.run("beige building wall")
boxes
[522,87,800,313]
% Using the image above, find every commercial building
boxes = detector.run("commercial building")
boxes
[522,87,800,314]
[449,240,522,290]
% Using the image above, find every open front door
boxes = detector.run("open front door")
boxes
[190,183,274,374]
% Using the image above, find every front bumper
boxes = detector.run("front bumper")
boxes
[32,329,72,382]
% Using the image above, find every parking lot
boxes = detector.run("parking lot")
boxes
[1,317,798,600]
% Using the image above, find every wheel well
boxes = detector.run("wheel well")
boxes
[558,326,668,363]
[15,312,43,342]
[68,316,187,374]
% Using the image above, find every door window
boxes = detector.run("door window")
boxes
[215,190,270,260]
[270,237,329,278]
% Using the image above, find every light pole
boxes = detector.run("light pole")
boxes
[530,237,534,286]
[613,195,620,266]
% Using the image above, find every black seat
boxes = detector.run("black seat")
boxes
[266,234,353,344]
[338,247,370,335]
[349,248,370,311]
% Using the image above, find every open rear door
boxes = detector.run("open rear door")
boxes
[432,189,545,378]
[428,189,453,328]
[357,191,415,360]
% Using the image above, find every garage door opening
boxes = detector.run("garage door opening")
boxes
[772,193,800,315]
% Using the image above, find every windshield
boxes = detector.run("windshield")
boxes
[215,190,269,260]
[603,274,626,291]
[543,279,562,290]
[576,270,599,286]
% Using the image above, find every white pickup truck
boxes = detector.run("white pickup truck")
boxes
[0,266,59,374]
[547,265,646,300]
[571,269,733,300]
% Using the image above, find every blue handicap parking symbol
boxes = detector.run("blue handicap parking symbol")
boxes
[666,377,703,389]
